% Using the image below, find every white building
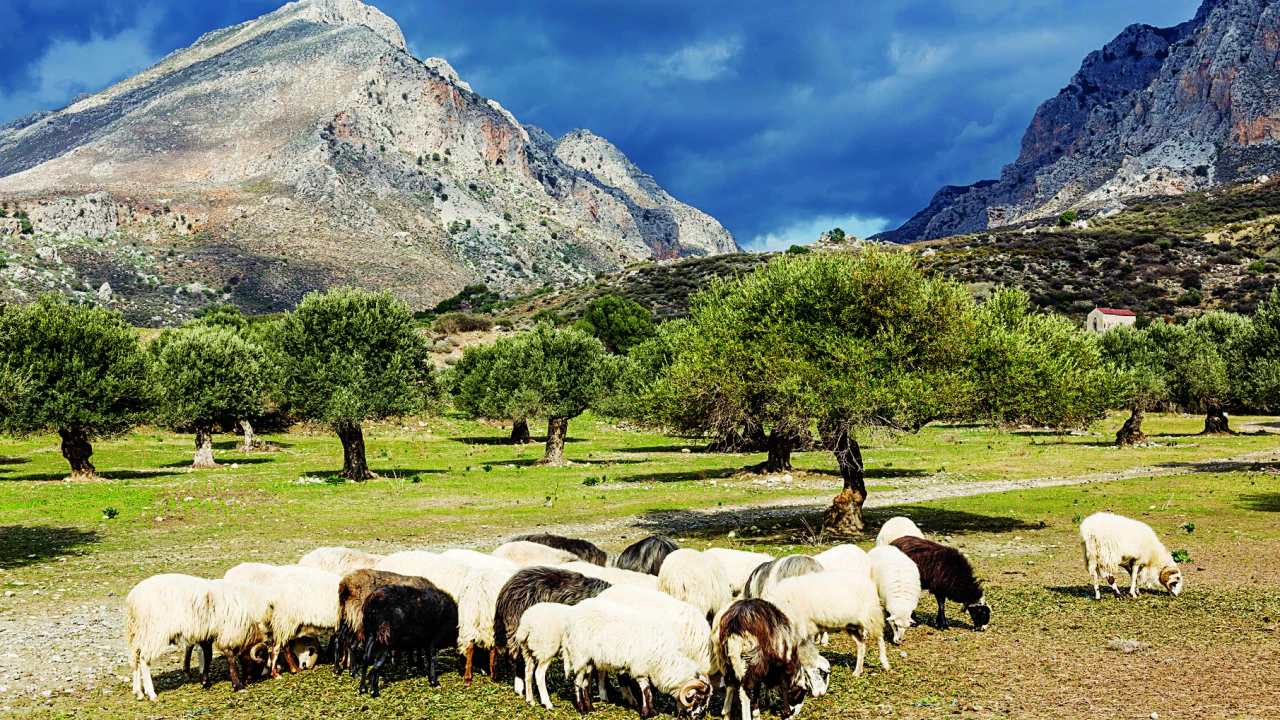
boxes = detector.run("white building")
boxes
[1086,307,1137,333]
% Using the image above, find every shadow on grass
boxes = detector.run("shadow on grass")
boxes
[617,445,709,453]
[1238,493,1280,512]
[0,525,101,567]
[453,436,584,446]
[1045,585,1102,599]
[159,457,276,469]
[610,467,740,484]
[210,439,294,450]
[300,468,449,478]
[2,469,180,482]
[866,505,1040,536]
[1157,460,1275,474]
[0,457,27,466]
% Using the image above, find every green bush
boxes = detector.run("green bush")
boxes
[1058,210,1078,227]
[1177,290,1204,307]
[1154,238,1172,250]
[531,309,566,326]
[786,244,811,254]
[581,295,655,354]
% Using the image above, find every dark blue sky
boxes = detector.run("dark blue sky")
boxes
[1,0,1203,248]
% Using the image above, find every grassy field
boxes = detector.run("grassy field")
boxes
[1,413,1278,718]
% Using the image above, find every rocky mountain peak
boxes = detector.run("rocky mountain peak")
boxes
[292,0,406,50]
[880,0,1280,243]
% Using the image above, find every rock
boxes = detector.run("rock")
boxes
[27,192,118,238]
[96,283,112,303]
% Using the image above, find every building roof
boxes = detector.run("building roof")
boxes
[1094,308,1137,316]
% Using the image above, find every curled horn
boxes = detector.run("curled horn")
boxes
[248,642,268,663]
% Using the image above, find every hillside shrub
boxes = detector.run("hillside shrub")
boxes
[434,312,493,334]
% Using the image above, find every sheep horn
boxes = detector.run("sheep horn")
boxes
[249,643,268,663]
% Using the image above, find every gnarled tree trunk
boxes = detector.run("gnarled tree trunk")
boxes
[192,426,217,469]
[510,418,531,444]
[58,428,96,479]
[1115,407,1146,446]
[540,417,569,466]
[1202,405,1232,434]
[239,419,259,452]
[820,424,866,536]
[764,428,793,473]
[336,423,376,481]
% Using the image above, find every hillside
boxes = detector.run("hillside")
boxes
[881,0,1280,243]
[0,0,736,326]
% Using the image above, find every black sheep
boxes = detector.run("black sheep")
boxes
[614,535,679,576]
[891,536,990,631]
[512,533,608,566]
[358,584,458,698]
[493,567,612,661]
[717,599,808,720]
[335,569,440,678]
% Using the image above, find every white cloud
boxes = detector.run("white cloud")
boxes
[0,14,159,125]
[749,213,890,252]
[658,37,743,82]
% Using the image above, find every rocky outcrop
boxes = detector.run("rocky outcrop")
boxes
[0,0,735,320]
[28,192,118,238]
[881,0,1280,243]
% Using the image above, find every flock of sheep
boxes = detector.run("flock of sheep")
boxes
[123,511,1184,718]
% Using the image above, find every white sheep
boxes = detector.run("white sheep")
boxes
[866,546,922,644]
[814,544,870,575]
[657,549,732,619]
[1079,512,1183,600]
[264,567,341,677]
[597,585,717,677]
[562,598,714,718]
[126,575,271,701]
[456,565,516,682]
[765,571,888,677]
[224,562,294,585]
[492,540,578,567]
[702,548,773,595]
[375,551,472,598]
[298,546,383,576]
[561,561,660,589]
[875,517,924,547]
[514,602,575,709]
[443,548,519,572]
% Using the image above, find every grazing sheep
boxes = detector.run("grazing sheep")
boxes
[866,546,922,644]
[742,556,823,600]
[614,535,679,576]
[1079,512,1183,600]
[657,549,732,620]
[562,598,713,719]
[442,548,519,572]
[513,533,609,566]
[813,545,870,576]
[765,571,888,677]
[358,583,459,698]
[493,540,579,567]
[598,585,718,677]
[290,637,321,670]
[713,599,830,720]
[562,561,660,589]
[265,567,341,677]
[702,548,774,596]
[224,562,294,585]
[375,551,473,598]
[493,566,612,698]
[126,575,271,701]
[875,517,924,547]
[299,546,383,576]
[456,566,516,683]
[334,569,439,676]
[891,536,990,631]
[514,602,575,709]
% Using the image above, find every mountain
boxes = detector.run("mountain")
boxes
[880,0,1280,243]
[0,0,736,325]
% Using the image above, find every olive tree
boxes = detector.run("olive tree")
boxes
[0,296,153,478]
[451,323,612,465]
[269,288,436,480]
[152,326,266,468]
[578,295,655,354]
[1241,288,1280,413]
[1098,324,1168,445]
[1164,311,1250,434]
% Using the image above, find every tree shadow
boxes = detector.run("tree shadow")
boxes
[453,436,584,446]
[1045,585,1100,599]
[617,445,714,453]
[0,457,27,465]
[1157,460,1272,474]
[2,469,180,482]
[1238,493,1280,512]
[159,457,277,469]
[211,439,294,450]
[0,525,101,567]
[610,467,741,484]
[865,468,930,479]
[300,468,449,478]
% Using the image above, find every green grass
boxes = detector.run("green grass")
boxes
[2,413,1279,718]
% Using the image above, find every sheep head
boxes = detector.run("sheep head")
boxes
[676,676,712,719]
[1160,567,1183,596]
[796,639,830,697]
[964,597,990,631]
[290,637,321,670]
[886,613,914,644]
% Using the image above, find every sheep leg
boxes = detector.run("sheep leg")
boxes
[358,639,375,694]
[369,652,387,699]
[226,650,247,692]
[737,682,753,720]
[851,633,866,677]
[183,644,195,677]
[140,657,157,702]
[489,647,498,678]
[522,652,536,704]
[536,660,554,710]
[283,644,301,674]
[637,677,656,720]
[935,596,948,630]
[878,635,890,671]
[198,640,214,689]
[1105,573,1122,598]
[464,641,475,684]
[333,625,347,675]
[779,680,794,720]
[428,643,440,687]
[597,669,609,702]
[620,675,640,707]
[1128,567,1141,598]
[269,643,281,679]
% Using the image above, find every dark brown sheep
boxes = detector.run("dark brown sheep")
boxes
[335,569,441,677]
[891,536,990,631]
[512,533,608,566]
[614,535,679,576]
